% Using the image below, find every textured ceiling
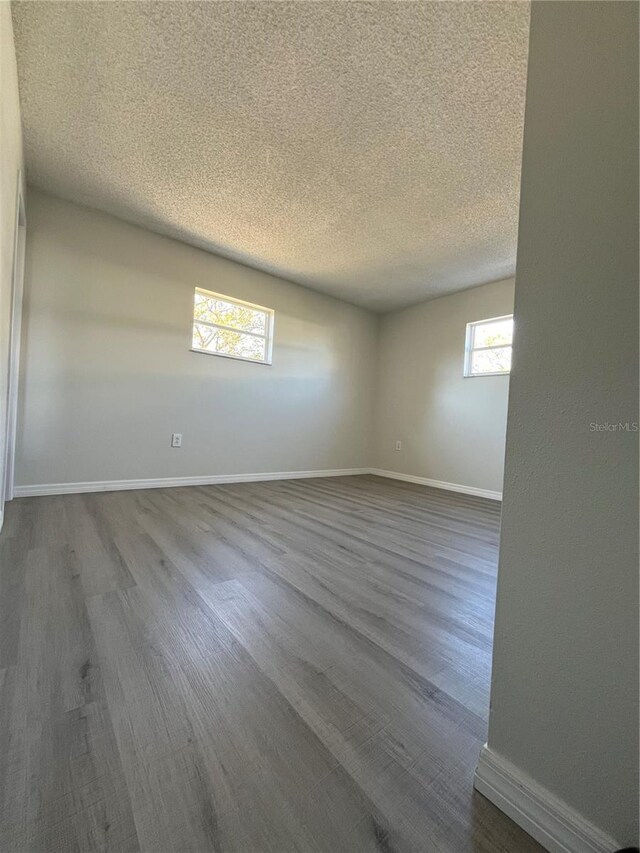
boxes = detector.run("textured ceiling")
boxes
[12,1,530,312]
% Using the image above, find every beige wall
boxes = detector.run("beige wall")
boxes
[373,278,514,495]
[0,4,24,523]
[16,191,377,487]
[485,1,638,847]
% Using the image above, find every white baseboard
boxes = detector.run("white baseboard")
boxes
[368,468,502,501]
[13,468,503,500]
[13,468,369,498]
[474,745,622,853]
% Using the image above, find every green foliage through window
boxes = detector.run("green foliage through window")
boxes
[464,316,513,376]
[191,289,273,363]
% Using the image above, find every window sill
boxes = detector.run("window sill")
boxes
[463,371,510,378]
[190,347,272,366]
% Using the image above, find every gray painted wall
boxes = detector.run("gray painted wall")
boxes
[17,192,515,496]
[16,191,377,487]
[486,1,638,846]
[373,278,514,494]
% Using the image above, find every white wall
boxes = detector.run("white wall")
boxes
[373,278,514,495]
[482,1,638,848]
[16,190,377,488]
[0,4,24,523]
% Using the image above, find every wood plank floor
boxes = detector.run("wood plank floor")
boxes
[0,475,544,853]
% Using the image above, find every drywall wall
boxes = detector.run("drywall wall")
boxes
[483,1,638,848]
[17,192,515,495]
[16,190,377,488]
[0,5,24,524]
[373,278,514,495]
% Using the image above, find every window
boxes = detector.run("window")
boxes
[191,288,274,364]
[464,314,513,377]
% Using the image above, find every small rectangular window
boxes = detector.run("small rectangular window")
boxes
[464,314,513,377]
[191,288,274,365]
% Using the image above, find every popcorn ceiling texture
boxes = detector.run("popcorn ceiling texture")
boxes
[12,1,530,312]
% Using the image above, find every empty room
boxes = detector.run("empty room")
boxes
[0,2,637,852]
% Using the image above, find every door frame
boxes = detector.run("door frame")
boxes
[3,171,27,509]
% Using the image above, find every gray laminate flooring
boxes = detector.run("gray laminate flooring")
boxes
[0,475,543,852]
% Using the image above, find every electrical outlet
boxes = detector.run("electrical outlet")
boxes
[171,433,182,448]
[395,440,402,451]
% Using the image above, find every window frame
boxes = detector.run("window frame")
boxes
[190,287,275,365]
[463,314,513,378]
